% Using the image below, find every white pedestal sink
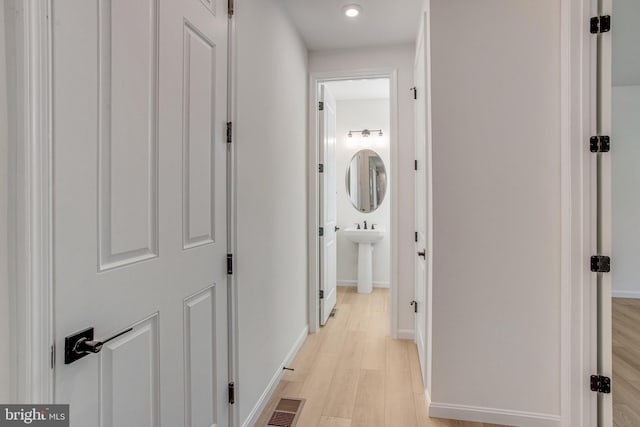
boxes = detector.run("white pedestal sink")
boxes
[343,228,385,294]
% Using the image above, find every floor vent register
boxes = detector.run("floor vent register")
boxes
[266,398,305,427]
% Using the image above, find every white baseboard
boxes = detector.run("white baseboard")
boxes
[428,402,561,427]
[397,329,415,340]
[337,280,391,289]
[242,326,309,427]
[612,290,640,299]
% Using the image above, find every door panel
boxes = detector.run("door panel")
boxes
[52,0,229,426]
[184,287,216,427]
[319,85,338,326]
[414,13,429,392]
[100,316,159,427]
[98,0,159,270]
[182,22,216,249]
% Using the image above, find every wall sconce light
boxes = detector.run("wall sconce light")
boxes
[348,129,383,138]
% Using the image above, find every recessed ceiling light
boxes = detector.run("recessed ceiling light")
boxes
[343,4,361,18]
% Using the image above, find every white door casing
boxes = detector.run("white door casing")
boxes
[413,12,429,394]
[52,0,229,426]
[319,84,338,326]
[597,0,613,424]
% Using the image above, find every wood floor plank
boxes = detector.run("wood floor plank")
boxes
[351,369,385,427]
[385,365,418,427]
[361,335,386,370]
[322,368,361,419]
[613,298,640,427]
[338,331,367,369]
[385,336,410,374]
[318,416,352,427]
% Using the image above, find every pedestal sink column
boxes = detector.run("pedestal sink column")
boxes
[357,243,374,294]
[343,228,385,295]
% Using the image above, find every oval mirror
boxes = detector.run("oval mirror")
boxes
[345,149,387,213]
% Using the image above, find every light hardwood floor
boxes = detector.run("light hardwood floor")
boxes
[613,298,640,427]
[256,286,508,427]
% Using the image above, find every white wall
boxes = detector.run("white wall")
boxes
[235,0,309,424]
[428,0,562,424]
[612,86,640,299]
[335,99,391,286]
[0,1,11,402]
[612,0,640,86]
[310,45,416,333]
[611,0,640,298]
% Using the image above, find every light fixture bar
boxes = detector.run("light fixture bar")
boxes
[347,129,383,138]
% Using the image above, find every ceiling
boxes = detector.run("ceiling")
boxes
[278,0,423,51]
[324,78,389,101]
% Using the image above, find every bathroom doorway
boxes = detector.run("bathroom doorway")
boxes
[308,72,399,336]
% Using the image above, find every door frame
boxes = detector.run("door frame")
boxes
[12,2,239,423]
[595,0,612,424]
[560,0,599,424]
[307,69,399,336]
[9,0,55,404]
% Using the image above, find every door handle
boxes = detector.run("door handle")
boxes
[417,250,426,259]
[410,300,418,313]
[335,226,340,232]
[65,327,133,364]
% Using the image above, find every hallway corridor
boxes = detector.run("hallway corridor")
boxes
[256,287,507,427]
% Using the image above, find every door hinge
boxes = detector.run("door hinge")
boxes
[415,232,418,242]
[319,163,324,173]
[319,227,324,237]
[319,101,324,111]
[411,87,417,100]
[590,135,610,153]
[319,290,324,299]
[228,0,234,16]
[228,382,236,404]
[591,255,610,273]
[590,375,611,394]
[50,344,55,369]
[410,300,418,313]
[227,254,233,275]
[226,122,233,144]
[414,160,418,171]
[590,15,611,34]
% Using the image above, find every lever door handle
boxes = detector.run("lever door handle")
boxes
[335,226,340,232]
[65,327,133,364]
[410,300,418,313]
[417,250,426,258]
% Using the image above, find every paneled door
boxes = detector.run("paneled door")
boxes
[52,0,229,426]
[413,13,429,393]
[319,84,337,326]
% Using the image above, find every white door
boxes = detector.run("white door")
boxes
[52,0,229,426]
[319,84,338,326]
[413,13,429,392]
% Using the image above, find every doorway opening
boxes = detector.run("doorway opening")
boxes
[308,72,399,338]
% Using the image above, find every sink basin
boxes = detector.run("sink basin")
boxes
[341,228,385,294]
[343,228,385,244]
